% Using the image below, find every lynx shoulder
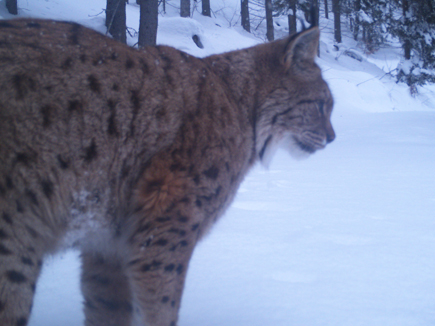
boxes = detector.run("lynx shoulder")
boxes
[0,19,334,326]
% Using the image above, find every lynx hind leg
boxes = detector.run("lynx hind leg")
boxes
[81,252,133,326]
[0,212,45,326]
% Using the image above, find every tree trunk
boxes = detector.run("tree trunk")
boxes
[106,0,127,43]
[6,0,18,15]
[332,0,341,43]
[180,0,190,17]
[241,0,251,32]
[265,0,274,41]
[288,0,296,34]
[353,0,361,41]
[138,0,158,47]
[324,0,328,19]
[402,0,411,59]
[202,0,211,16]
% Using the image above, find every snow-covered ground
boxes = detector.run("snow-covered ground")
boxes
[1,0,434,325]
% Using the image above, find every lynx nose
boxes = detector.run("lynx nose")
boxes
[326,128,335,143]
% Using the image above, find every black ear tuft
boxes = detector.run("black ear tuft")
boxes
[283,27,320,69]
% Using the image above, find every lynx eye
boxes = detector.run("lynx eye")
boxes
[318,101,325,116]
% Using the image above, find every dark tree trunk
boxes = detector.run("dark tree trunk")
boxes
[265,0,274,41]
[324,0,329,19]
[288,0,296,34]
[106,0,127,43]
[353,0,361,41]
[332,0,341,43]
[6,0,18,15]
[202,0,211,16]
[138,0,158,47]
[241,0,251,32]
[180,0,190,17]
[402,0,411,60]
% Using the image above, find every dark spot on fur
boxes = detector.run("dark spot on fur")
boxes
[179,240,188,247]
[180,197,190,204]
[107,106,118,136]
[195,199,202,207]
[16,317,27,326]
[156,216,171,223]
[57,154,70,169]
[141,260,162,272]
[16,200,24,213]
[69,23,81,45]
[0,243,12,255]
[90,275,110,286]
[88,75,101,93]
[12,74,36,100]
[16,153,31,165]
[225,162,230,172]
[191,223,200,231]
[27,247,35,253]
[30,283,36,292]
[178,216,189,223]
[0,300,5,313]
[25,225,39,239]
[169,164,185,172]
[41,180,53,199]
[162,296,170,304]
[68,100,82,112]
[0,21,15,28]
[130,90,140,110]
[0,229,7,239]
[193,175,200,185]
[112,83,119,91]
[125,58,135,69]
[37,260,42,267]
[0,185,4,196]
[96,297,121,312]
[7,270,27,283]
[25,189,38,206]
[154,238,168,246]
[61,57,73,70]
[203,166,220,180]
[156,107,166,120]
[83,139,98,162]
[137,222,152,233]
[171,300,176,307]
[80,54,87,63]
[6,176,13,189]
[21,257,34,266]
[2,212,12,225]
[164,264,175,272]
[84,298,96,310]
[176,264,184,275]
[128,259,141,266]
[26,22,41,28]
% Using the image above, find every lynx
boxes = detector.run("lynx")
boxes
[0,18,335,326]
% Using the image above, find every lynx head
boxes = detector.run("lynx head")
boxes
[256,27,335,166]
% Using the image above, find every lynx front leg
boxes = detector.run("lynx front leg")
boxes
[126,227,196,326]
[81,252,133,326]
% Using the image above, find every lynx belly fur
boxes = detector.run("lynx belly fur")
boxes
[0,19,335,326]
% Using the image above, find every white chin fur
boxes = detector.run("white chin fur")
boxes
[259,135,311,167]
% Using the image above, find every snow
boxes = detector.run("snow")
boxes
[0,0,434,325]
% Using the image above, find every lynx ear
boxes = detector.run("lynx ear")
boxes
[283,27,320,69]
